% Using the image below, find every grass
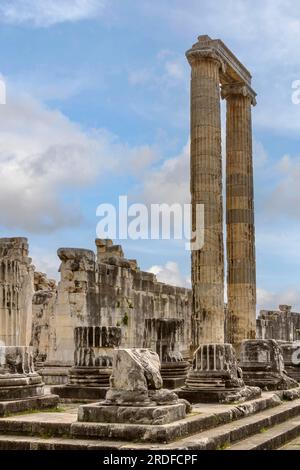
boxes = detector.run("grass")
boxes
[259,427,268,433]
[216,441,230,450]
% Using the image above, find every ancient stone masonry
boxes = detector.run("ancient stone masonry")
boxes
[188,36,224,348]
[257,305,300,342]
[143,318,190,389]
[187,35,257,352]
[73,348,191,443]
[0,238,34,347]
[31,271,56,366]
[178,343,261,403]
[222,82,257,347]
[51,325,122,400]
[185,35,259,402]
[239,339,298,391]
[36,239,192,384]
[0,237,58,416]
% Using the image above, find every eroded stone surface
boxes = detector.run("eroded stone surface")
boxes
[240,339,299,390]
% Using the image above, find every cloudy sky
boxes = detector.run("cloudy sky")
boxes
[0,0,300,311]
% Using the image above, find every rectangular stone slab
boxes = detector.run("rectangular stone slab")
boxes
[78,402,186,425]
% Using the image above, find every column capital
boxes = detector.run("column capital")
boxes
[186,47,226,74]
[221,82,257,106]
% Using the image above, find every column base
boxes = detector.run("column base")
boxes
[38,366,70,385]
[50,366,112,400]
[240,339,299,391]
[161,361,190,389]
[51,385,108,401]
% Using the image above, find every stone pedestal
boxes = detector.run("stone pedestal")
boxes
[76,348,190,433]
[144,318,190,389]
[240,339,299,390]
[51,325,121,400]
[278,341,300,382]
[178,343,261,403]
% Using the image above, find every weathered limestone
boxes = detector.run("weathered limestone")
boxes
[0,238,58,416]
[144,318,189,388]
[39,248,98,384]
[51,325,122,400]
[277,341,300,383]
[240,339,299,390]
[257,305,300,342]
[187,36,225,348]
[36,239,192,385]
[77,348,190,430]
[0,238,34,347]
[179,343,261,403]
[31,272,56,367]
[222,82,257,347]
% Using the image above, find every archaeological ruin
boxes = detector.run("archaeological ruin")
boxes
[1,35,300,451]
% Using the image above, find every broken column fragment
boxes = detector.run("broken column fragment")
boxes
[278,341,300,383]
[51,325,122,400]
[144,318,190,388]
[178,343,261,403]
[240,339,299,390]
[76,348,190,428]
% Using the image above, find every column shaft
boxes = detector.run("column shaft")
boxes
[190,57,224,349]
[225,89,256,345]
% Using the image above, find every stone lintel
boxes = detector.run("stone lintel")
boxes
[186,35,254,90]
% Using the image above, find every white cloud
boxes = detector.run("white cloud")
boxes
[30,248,60,281]
[142,141,189,206]
[148,261,191,288]
[0,0,106,27]
[257,287,300,312]
[263,154,300,220]
[0,90,158,233]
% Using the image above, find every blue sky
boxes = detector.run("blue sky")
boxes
[0,0,300,311]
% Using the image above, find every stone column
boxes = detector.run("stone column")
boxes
[222,83,257,347]
[0,238,58,415]
[51,325,122,400]
[186,36,224,348]
[0,238,34,347]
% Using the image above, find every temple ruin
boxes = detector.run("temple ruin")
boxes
[1,35,300,450]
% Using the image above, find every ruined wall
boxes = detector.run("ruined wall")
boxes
[34,239,192,367]
[31,272,56,365]
[257,305,300,341]
[96,240,192,359]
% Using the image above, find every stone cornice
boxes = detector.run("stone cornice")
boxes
[221,82,257,106]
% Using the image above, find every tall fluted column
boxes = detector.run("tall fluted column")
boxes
[222,83,257,347]
[186,37,224,349]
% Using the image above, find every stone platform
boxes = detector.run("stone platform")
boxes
[0,392,299,448]
[0,394,59,417]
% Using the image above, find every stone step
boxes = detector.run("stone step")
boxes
[148,397,300,450]
[0,435,124,450]
[227,419,300,450]
[0,393,281,442]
